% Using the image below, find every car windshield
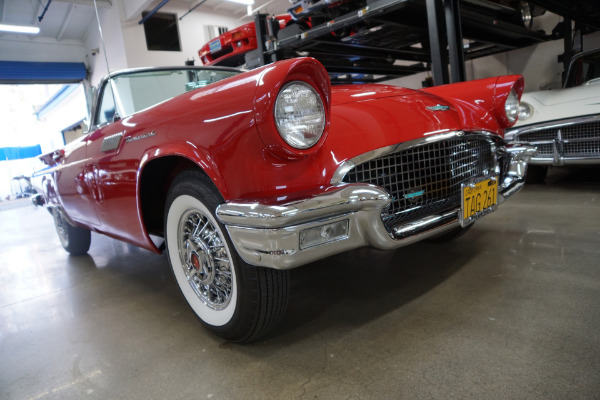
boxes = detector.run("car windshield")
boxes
[96,68,240,125]
[565,51,600,88]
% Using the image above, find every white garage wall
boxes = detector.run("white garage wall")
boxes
[469,30,600,92]
[388,27,600,92]
[83,0,246,87]
[84,1,129,87]
[121,3,243,69]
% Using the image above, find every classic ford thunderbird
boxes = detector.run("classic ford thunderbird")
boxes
[33,58,535,342]
[505,48,600,183]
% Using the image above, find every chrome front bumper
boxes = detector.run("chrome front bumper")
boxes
[216,144,536,270]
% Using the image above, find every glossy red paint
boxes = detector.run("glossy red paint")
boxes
[38,57,523,254]
[423,74,524,129]
[198,15,292,66]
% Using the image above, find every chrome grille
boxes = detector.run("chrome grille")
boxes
[564,140,600,156]
[342,137,494,229]
[518,120,600,158]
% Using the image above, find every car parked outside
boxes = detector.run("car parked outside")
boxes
[505,49,600,182]
[32,58,535,342]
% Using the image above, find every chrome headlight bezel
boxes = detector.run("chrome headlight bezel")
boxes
[274,81,326,150]
[504,88,520,124]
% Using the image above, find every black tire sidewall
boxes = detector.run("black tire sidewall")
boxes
[52,209,91,256]
[164,170,265,342]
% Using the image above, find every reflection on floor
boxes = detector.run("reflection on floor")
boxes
[1,167,599,399]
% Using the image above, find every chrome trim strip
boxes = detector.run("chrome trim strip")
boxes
[506,114,600,136]
[392,209,458,238]
[530,158,600,165]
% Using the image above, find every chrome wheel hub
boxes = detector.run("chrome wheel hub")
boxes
[187,239,215,285]
[178,209,233,310]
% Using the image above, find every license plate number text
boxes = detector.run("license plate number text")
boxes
[461,177,498,226]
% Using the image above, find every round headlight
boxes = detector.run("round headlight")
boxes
[504,88,520,124]
[518,102,533,121]
[274,81,325,150]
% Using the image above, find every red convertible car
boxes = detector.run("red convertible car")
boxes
[33,58,535,342]
[198,15,291,67]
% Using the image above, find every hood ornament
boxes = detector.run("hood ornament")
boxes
[426,104,450,111]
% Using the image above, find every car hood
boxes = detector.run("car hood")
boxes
[331,84,419,105]
[514,84,600,127]
[325,84,483,163]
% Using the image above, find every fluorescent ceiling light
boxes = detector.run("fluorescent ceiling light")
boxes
[0,24,40,34]
[224,0,255,5]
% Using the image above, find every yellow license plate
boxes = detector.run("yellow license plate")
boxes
[461,177,498,226]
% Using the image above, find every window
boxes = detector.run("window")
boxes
[93,68,240,126]
[62,121,86,145]
[96,83,116,126]
[204,25,229,41]
[142,12,181,51]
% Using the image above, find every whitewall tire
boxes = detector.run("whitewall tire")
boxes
[164,170,289,342]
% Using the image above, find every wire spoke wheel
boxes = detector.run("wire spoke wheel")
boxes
[165,170,289,342]
[178,209,233,310]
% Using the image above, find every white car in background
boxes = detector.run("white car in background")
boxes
[505,49,600,183]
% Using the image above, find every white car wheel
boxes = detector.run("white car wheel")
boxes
[164,170,290,342]
[166,194,237,326]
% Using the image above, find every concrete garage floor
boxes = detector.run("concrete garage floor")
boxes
[1,167,599,400]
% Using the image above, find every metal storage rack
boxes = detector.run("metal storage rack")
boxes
[246,0,550,84]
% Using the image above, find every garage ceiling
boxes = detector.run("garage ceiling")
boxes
[0,0,598,84]
[0,0,288,48]
[1,0,598,58]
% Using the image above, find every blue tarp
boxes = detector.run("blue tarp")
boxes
[0,145,42,161]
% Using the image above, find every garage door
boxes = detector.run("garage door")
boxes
[0,61,86,84]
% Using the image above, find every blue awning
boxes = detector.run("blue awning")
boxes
[0,61,87,84]
[0,145,42,161]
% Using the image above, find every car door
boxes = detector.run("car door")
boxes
[53,133,101,226]
[83,80,150,247]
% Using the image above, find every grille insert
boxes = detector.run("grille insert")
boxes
[342,137,495,230]
[518,120,600,158]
